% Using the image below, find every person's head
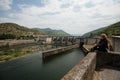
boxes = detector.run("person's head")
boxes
[100,33,107,39]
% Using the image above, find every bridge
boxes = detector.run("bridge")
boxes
[0,36,120,80]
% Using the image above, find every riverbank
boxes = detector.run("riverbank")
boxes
[0,44,57,62]
[0,50,34,62]
[0,39,57,62]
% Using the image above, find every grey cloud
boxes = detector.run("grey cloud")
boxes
[41,12,61,16]
[60,3,71,8]
[73,5,81,12]
[85,1,95,8]
[0,0,13,11]
[91,13,109,18]
[114,0,120,3]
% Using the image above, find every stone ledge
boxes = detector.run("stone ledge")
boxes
[61,52,96,80]
[42,44,79,59]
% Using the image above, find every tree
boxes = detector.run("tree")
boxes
[89,33,93,38]
[0,34,16,40]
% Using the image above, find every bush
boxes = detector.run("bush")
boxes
[0,34,16,40]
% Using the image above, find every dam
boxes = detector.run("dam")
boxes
[0,36,120,80]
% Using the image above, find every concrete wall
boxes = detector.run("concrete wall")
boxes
[61,52,96,80]
[46,38,52,44]
[42,40,120,80]
[80,38,99,45]
[96,51,120,68]
[112,36,120,52]
[42,44,79,59]
[61,45,120,80]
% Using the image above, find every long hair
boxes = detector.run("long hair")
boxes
[100,33,112,46]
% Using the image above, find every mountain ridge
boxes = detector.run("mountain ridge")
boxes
[0,23,70,39]
[32,28,70,36]
[83,22,120,37]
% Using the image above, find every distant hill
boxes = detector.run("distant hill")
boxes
[0,23,70,39]
[83,22,120,37]
[0,23,46,39]
[32,28,70,36]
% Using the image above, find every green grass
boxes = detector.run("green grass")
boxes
[0,50,33,62]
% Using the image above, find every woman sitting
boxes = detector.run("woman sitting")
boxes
[91,34,113,52]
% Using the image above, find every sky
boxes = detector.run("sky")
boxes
[0,0,120,35]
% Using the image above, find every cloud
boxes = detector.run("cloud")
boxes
[0,0,120,35]
[0,0,13,10]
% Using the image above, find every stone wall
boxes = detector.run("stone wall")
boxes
[42,44,79,59]
[61,45,120,80]
[61,52,96,80]
[96,51,120,68]
[112,36,120,52]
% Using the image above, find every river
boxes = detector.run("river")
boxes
[0,48,84,80]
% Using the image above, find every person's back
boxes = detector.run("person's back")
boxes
[91,34,112,52]
[97,38,108,52]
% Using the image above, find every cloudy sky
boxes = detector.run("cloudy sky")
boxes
[0,0,120,35]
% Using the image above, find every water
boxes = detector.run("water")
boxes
[0,48,84,80]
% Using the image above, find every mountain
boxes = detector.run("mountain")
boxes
[0,23,46,39]
[32,28,70,36]
[83,27,107,37]
[103,22,120,35]
[0,23,70,39]
[83,22,120,37]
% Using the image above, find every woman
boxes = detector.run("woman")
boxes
[91,34,113,52]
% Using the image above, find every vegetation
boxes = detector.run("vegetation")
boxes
[0,23,70,40]
[0,22,70,62]
[83,22,120,37]
[0,23,46,39]
[0,50,32,61]
[32,28,70,36]
[0,42,33,61]
[0,34,16,40]
[103,22,120,36]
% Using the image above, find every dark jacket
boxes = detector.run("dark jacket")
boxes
[93,38,108,52]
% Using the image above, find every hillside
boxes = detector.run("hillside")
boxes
[0,23,46,39]
[83,22,120,37]
[32,28,70,36]
[0,23,70,39]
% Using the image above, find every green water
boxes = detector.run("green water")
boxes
[0,48,84,80]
